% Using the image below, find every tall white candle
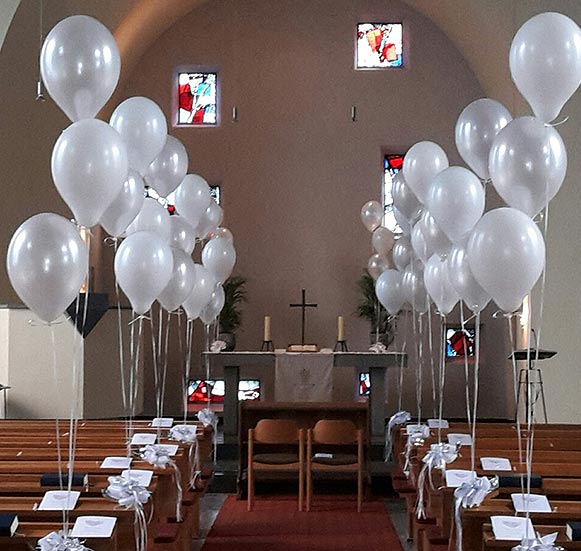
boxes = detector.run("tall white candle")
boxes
[264,316,271,341]
[338,316,345,341]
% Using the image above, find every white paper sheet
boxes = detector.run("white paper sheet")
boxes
[71,516,117,538]
[100,456,132,470]
[121,469,154,487]
[447,433,473,446]
[130,433,157,446]
[428,419,449,429]
[151,417,174,428]
[511,493,552,513]
[491,516,535,541]
[445,469,477,488]
[38,490,80,511]
[481,457,512,471]
[406,424,430,437]
[154,444,179,456]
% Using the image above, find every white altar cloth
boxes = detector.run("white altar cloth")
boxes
[274,350,333,402]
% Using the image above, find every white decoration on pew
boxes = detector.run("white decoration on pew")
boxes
[384,410,411,461]
[511,532,562,551]
[416,442,461,518]
[454,475,498,551]
[37,530,89,551]
[169,425,202,490]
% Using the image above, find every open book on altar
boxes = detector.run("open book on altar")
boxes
[286,345,320,352]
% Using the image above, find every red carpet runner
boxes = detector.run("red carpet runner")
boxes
[201,495,404,551]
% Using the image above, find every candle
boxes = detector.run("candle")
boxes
[338,316,345,341]
[264,316,271,341]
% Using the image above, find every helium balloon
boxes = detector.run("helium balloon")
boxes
[201,238,236,284]
[197,201,223,239]
[182,264,216,320]
[467,208,545,313]
[114,231,173,315]
[199,284,225,325]
[110,97,168,175]
[40,15,120,122]
[403,141,449,204]
[455,98,512,180]
[168,215,196,254]
[510,12,581,123]
[51,119,128,227]
[100,169,145,237]
[447,243,490,314]
[367,253,391,280]
[411,221,429,264]
[126,198,171,242]
[423,254,459,315]
[211,227,234,243]
[488,116,567,218]
[392,236,412,271]
[426,166,485,242]
[174,174,212,229]
[144,136,189,197]
[372,227,395,256]
[6,213,88,323]
[401,263,428,313]
[360,201,383,232]
[158,249,196,312]
[393,207,411,235]
[392,172,422,222]
[420,210,451,258]
[375,269,405,315]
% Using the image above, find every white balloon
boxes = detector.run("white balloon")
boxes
[174,174,212,229]
[40,15,120,122]
[201,238,236,284]
[392,172,422,222]
[6,213,88,323]
[393,207,411,235]
[420,210,451,258]
[488,116,567,218]
[110,97,168,175]
[411,222,429,264]
[211,227,234,243]
[403,141,449,204]
[100,169,145,237]
[401,263,428,313]
[158,248,196,312]
[51,119,128,227]
[199,284,226,325]
[372,227,395,256]
[423,254,459,315]
[392,236,412,271]
[126,198,170,242]
[447,243,490,314]
[467,208,545,313]
[182,264,217,320]
[114,231,173,315]
[168,215,196,254]
[361,201,383,232]
[510,12,581,123]
[375,269,405,315]
[455,98,512,179]
[144,136,189,197]
[427,166,485,242]
[368,253,391,280]
[197,201,223,239]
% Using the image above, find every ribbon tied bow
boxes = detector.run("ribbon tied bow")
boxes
[512,533,564,551]
[37,531,90,551]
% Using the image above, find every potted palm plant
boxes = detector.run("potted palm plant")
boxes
[356,272,394,347]
[218,276,247,351]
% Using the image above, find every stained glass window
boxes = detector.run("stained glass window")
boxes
[188,379,261,403]
[356,23,403,69]
[359,372,370,396]
[177,72,217,126]
[383,154,404,233]
[445,328,476,358]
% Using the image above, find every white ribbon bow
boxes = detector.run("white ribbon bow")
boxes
[384,410,411,461]
[169,425,198,444]
[512,533,563,551]
[454,475,498,551]
[402,428,428,477]
[37,531,90,551]
[210,340,227,352]
[416,442,461,518]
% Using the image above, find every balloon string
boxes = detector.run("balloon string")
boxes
[128,311,135,452]
[150,309,162,443]
[416,313,424,425]
[438,314,446,444]
[507,316,524,481]
[459,302,472,429]
[427,303,437,418]
[183,320,194,424]
[49,324,65,509]
[470,312,481,476]
[397,309,409,412]
[160,310,171,422]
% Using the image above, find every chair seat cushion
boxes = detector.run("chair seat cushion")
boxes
[312,453,358,465]
[253,453,299,465]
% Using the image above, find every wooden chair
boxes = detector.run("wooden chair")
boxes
[306,419,364,512]
[247,419,304,512]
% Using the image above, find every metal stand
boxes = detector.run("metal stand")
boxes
[0,385,10,419]
[334,340,348,352]
[260,340,274,352]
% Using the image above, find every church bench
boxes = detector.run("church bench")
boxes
[482,523,581,550]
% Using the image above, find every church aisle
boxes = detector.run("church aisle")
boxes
[199,494,404,551]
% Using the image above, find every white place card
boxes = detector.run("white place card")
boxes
[154,444,179,456]
[131,433,157,446]
[121,469,154,488]
[71,516,117,538]
[151,417,174,428]
[406,424,430,437]
[491,516,535,541]
[511,493,552,513]
[447,433,473,446]
[314,453,333,459]
[100,456,132,470]
[445,469,476,488]
[481,457,512,471]
[428,419,449,429]
[38,490,80,511]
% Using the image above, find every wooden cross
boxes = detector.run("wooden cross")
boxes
[290,288,318,345]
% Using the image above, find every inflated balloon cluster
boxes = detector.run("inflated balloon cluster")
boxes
[361,12,581,320]
[6,15,236,327]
